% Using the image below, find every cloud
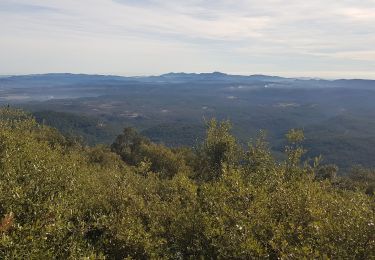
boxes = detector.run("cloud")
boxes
[338,7,375,21]
[0,0,374,78]
[0,1,59,13]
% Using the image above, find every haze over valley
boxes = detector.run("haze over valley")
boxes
[1,72,375,170]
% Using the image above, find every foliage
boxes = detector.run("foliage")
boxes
[195,119,241,181]
[33,110,117,145]
[0,108,374,259]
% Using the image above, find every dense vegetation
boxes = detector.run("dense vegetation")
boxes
[33,110,117,145]
[3,73,375,170]
[0,108,374,259]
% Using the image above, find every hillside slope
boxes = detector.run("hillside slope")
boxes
[0,108,374,258]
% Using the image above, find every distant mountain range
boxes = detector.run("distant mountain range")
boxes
[1,72,374,89]
[1,72,375,170]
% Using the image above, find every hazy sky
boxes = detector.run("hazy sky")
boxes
[1,0,375,78]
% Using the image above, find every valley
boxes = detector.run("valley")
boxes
[1,72,375,171]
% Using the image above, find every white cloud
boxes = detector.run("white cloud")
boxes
[338,7,375,21]
[0,0,374,78]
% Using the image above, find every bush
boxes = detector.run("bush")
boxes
[0,108,374,258]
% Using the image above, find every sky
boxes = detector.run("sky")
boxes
[1,0,375,78]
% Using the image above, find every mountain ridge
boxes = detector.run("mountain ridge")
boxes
[2,72,374,82]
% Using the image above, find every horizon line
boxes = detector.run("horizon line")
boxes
[1,71,375,81]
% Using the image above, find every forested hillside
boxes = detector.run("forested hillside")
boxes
[33,110,117,145]
[0,108,374,259]
[30,109,375,173]
[3,73,375,170]
[3,73,374,171]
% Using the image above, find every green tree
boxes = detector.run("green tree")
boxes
[196,119,240,181]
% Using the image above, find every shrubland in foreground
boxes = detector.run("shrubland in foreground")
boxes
[0,108,374,259]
